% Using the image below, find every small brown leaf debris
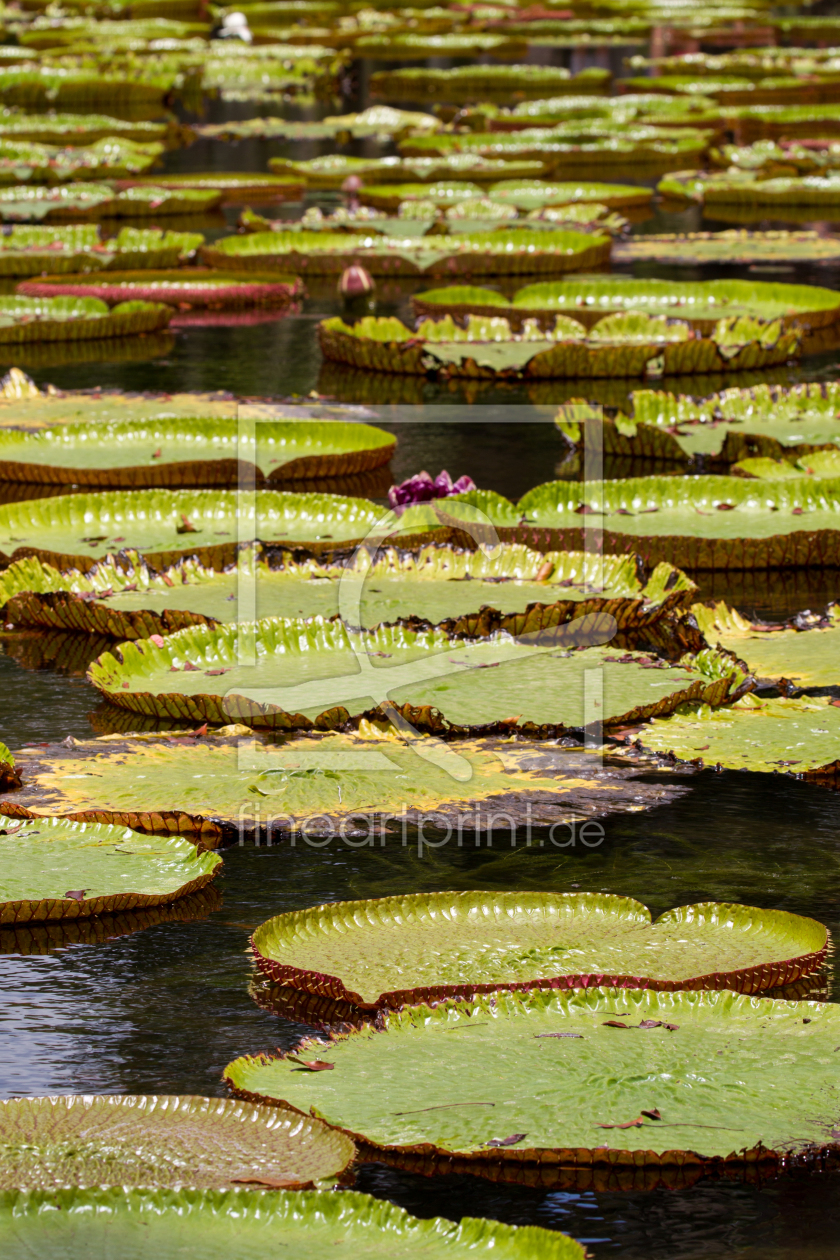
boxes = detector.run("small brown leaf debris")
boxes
[484,1133,527,1148]
[597,1117,645,1130]
[177,513,199,534]
[205,669,229,676]
[231,1177,315,1190]
[641,1108,662,1121]
[182,661,200,672]
[288,1057,335,1071]
[64,890,86,901]
[602,1020,630,1029]
[534,1033,583,1039]
[535,561,554,582]
[716,503,736,511]
[151,448,162,459]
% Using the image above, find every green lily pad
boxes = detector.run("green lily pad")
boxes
[513,473,840,568]
[0,295,170,341]
[613,230,840,265]
[370,65,611,104]
[692,599,840,687]
[196,105,441,142]
[0,226,202,276]
[354,32,527,58]
[636,693,840,783]
[0,816,220,923]
[411,277,840,333]
[0,182,222,221]
[0,730,688,842]
[252,890,827,1008]
[0,1096,352,1188]
[203,229,611,278]
[0,135,164,184]
[734,451,840,480]
[266,154,548,189]
[0,111,178,146]
[319,312,800,378]
[0,488,385,569]
[486,180,652,210]
[0,545,696,639]
[661,168,840,207]
[115,173,304,203]
[0,1186,583,1259]
[0,415,394,487]
[17,269,303,308]
[86,615,741,734]
[225,987,840,1167]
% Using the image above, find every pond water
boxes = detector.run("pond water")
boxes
[2,45,840,1260]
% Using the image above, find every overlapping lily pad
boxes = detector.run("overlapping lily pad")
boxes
[0,816,220,923]
[661,168,840,206]
[0,226,201,276]
[251,890,827,1008]
[613,230,840,266]
[0,1096,352,1187]
[411,278,840,333]
[0,296,170,343]
[115,172,304,203]
[196,105,441,143]
[204,230,611,278]
[0,1186,583,1258]
[225,987,840,1178]
[511,473,840,568]
[635,693,840,787]
[318,312,800,378]
[0,416,394,486]
[0,135,165,183]
[567,381,840,465]
[86,614,743,733]
[0,488,385,569]
[359,179,649,215]
[0,545,696,639]
[0,182,222,221]
[267,154,548,188]
[17,269,303,308]
[0,731,690,843]
[370,65,611,104]
[692,599,840,688]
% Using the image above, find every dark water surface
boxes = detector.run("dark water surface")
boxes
[3,45,840,1260]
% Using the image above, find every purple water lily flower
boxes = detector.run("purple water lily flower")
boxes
[388,469,476,513]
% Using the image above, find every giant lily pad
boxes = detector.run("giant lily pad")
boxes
[0,110,180,146]
[692,599,840,688]
[0,296,170,342]
[0,1096,353,1187]
[0,545,696,639]
[359,179,647,215]
[411,277,840,333]
[225,987,840,1173]
[0,136,164,184]
[17,269,303,308]
[318,312,800,378]
[370,65,611,104]
[0,488,385,569]
[86,615,743,733]
[203,230,611,278]
[0,1186,583,1258]
[0,416,394,486]
[661,168,840,207]
[195,106,441,143]
[0,731,689,843]
[635,693,840,785]
[0,182,222,222]
[0,817,220,923]
[251,890,827,1008]
[613,231,840,266]
[353,32,527,58]
[0,226,201,276]
[114,173,304,203]
[512,473,840,569]
[266,154,547,189]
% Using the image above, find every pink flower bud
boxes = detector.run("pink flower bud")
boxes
[338,265,375,298]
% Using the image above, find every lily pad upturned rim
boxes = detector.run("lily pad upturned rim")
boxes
[0,1185,585,1260]
[0,816,222,924]
[250,890,829,1008]
[224,986,840,1177]
[0,1095,355,1190]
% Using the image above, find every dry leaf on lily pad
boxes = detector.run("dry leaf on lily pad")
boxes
[0,816,221,923]
[0,1095,353,1190]
[635,694,840,787]
[0,733,689,845]
[85,615,743,734]
[249,890,827,1008]
[0,1186,585,1260]
[0,546,696,642]
[224,987,840,1179]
